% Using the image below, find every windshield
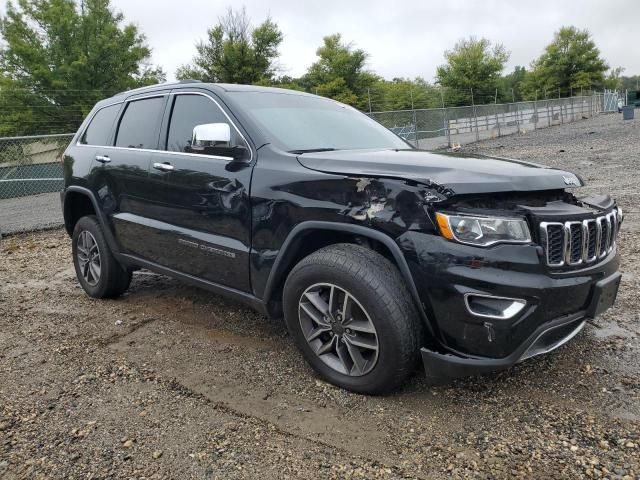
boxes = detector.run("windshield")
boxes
[228,91,410,152]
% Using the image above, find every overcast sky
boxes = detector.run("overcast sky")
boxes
[2,0,639,82]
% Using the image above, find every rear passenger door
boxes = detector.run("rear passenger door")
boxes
[149,91,254,291]
[89,94,169,262]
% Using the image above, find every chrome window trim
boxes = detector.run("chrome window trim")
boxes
[75,90,253,163]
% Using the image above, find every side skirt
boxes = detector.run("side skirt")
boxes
[117,253,267,315]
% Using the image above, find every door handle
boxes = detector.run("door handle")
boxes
[153,162,174,172]
[95,155,111,163]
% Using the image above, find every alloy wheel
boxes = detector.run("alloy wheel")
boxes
[76,230,101,286]
[298,283,379,376]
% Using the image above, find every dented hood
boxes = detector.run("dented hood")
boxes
[296,149,583,196]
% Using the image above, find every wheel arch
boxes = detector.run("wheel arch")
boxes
[61,186,121,256]
[261,221,435,337]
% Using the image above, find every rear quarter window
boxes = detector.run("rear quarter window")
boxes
[80,104,120,146]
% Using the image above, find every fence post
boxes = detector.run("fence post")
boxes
[471,88,479,142]
[512,89,520,133]
[410,89,418,147]
[494,88,500,137]
[440,87,451,148]
[533,90,538,130]
[367,88,372,113]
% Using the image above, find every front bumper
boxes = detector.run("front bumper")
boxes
[421,312,587,382]
[398,231,621,381]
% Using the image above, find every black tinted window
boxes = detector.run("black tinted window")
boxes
[167,94,245,156]
[115,97,165,149]
[81,104,120,145]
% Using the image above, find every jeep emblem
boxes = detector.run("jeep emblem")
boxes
[563,175,580,186]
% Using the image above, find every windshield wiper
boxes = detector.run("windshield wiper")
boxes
[288,148,337,154]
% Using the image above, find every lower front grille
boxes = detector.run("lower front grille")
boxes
[540,209,620,267]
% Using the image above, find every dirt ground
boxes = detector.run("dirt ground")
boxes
[1,113,639,479]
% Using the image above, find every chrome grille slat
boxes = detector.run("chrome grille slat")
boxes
[540,209,619,268]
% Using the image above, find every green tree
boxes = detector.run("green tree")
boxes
[604,67,624,91]
[436,37,510,106]
[0,0,165,135]
[301,34,378,110]
[621,75,640,92]
[369,77,439,111]
[176,7,282,84]
[522,26,608,98]
[497,66,527,102]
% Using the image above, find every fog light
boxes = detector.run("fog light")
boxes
[464,294,526,320]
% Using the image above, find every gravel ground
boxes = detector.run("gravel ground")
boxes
[1,113,639,479]
[0,192,63,236]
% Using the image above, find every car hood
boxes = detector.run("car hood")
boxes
[296,149,583,196]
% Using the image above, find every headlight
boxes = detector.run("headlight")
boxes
[435,212,531,246]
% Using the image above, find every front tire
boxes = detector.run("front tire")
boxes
[283,244,422,394]
[72,215,131,299]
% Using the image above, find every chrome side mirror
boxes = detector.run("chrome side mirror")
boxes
[191,123,231,150]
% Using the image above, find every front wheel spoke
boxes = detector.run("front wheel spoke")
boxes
[340,294,353,322]
[344,341,368,375]
[342,318,375,334]
[303,291,330,317]
[306,325,331,342]
[328,285,338,316]
[89,261,101,282]
[300,302,330,327]
[82,260,91,280]
[315,336,337,356]
[335,341,353,373]
[345,334,378,351]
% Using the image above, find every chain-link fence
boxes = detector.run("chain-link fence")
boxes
[0,134,73,199]
[369,94,604,149]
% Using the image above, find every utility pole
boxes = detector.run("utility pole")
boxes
[367,88,372,113]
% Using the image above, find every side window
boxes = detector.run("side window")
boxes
[81,104,120,145]
[115,97,165,149]
[166,94,247,157]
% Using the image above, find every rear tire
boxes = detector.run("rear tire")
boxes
[72,215,131,299]
[283,243,422,394]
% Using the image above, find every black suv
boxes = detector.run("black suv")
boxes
[61,82,622,394]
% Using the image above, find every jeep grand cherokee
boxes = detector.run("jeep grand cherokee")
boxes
[60,82,622,394]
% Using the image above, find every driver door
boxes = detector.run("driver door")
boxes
[150,91,254,291]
